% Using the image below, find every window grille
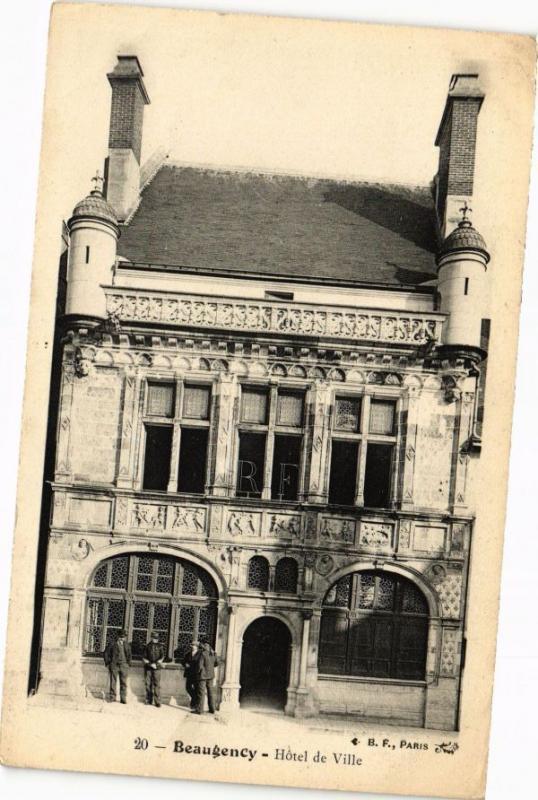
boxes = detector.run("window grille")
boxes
[274,558,298,593]
[84,554,218,661]
[247,556,270,591]
[183,385,210,420]
[369,400,395,435]
[335,397,361,431]
[241,388,268,424]
[147,383,175,417]
[277,392,303,427]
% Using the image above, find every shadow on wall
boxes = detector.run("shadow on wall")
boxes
[322,182,438,282]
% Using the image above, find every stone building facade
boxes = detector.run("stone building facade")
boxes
[36,57,490,730]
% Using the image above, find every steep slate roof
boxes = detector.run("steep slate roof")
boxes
[118,164,438,287]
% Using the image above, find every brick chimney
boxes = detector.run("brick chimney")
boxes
[434,74,484,237]
[105,55,150,221]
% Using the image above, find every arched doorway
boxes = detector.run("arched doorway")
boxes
[239,617,291,710]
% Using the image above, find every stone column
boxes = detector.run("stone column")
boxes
[219,605,241,712]
[305,382,331,503]
[294,609,313,717]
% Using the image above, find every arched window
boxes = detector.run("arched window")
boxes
[318,570,429,680]
[85,554,218,660]
[274,557,298,593]
[247,556,269,591]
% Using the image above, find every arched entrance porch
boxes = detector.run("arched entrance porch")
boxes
[239,617,292,711]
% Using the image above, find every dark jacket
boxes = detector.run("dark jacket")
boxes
[143,641,165,669]
[182,650,199,678]
[195,648,218,681]
[104,639,132,668]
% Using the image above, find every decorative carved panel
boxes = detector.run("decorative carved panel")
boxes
[106,290,444,345]
[168,506,206,534]
[319,517,356,544]
[437,574,462,619]
[267,514,301,538]
[359,521,394,549]
[226,510,262,537]
[132,503,166,530]
[440,628,460,677]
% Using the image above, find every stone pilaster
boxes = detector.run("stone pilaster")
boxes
[305,381,331,503]
[400,384,421,510]
[55,357,76,483]
[116,369,140,488]
[450,390,475,514]
[209,374,237,497]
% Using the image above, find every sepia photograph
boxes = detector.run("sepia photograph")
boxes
[0,3,536,799]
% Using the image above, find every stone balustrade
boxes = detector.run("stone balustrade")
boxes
[104,288,444,346]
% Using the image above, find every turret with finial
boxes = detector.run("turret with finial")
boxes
[436,204,490,350]
[65,172,120,322]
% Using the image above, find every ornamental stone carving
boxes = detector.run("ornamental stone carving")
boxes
[71,538,92,561]
[359,522,393,547]
[320,517,356,544]
[436,573,462,619]
[268,514,301,537]
[226,510,261,537]
[170,506,205,533]
[106,290,443,346]
[132,503,166,530]
[316,554,335,576]
[74,347,93,378]
[398,519,411,549]
[440,628,459,677]
[451,523,466,554]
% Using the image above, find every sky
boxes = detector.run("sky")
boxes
[42,4,525,226]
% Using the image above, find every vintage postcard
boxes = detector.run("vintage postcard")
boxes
[0,3,536,799]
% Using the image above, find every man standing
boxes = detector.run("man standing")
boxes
[104,630,132,704]
[142,631,165,707]
[181,640,199,710]
[193,641,218,715]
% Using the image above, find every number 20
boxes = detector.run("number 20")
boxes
[134,737,148,750]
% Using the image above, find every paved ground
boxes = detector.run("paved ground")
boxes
[89,696,430,738]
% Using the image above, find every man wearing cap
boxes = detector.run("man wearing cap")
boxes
[143,632,166,707]
[104,630,132,704]
[181,640,200,710]
[193,641,219,715]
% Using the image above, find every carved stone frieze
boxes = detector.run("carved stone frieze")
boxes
[267,514,301,538]
[106,289,443,346]
[320,517,356,544]
[226,510,261,537]
[170,506,205,533]
[359,522,393,548]
[132,503,166,530]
